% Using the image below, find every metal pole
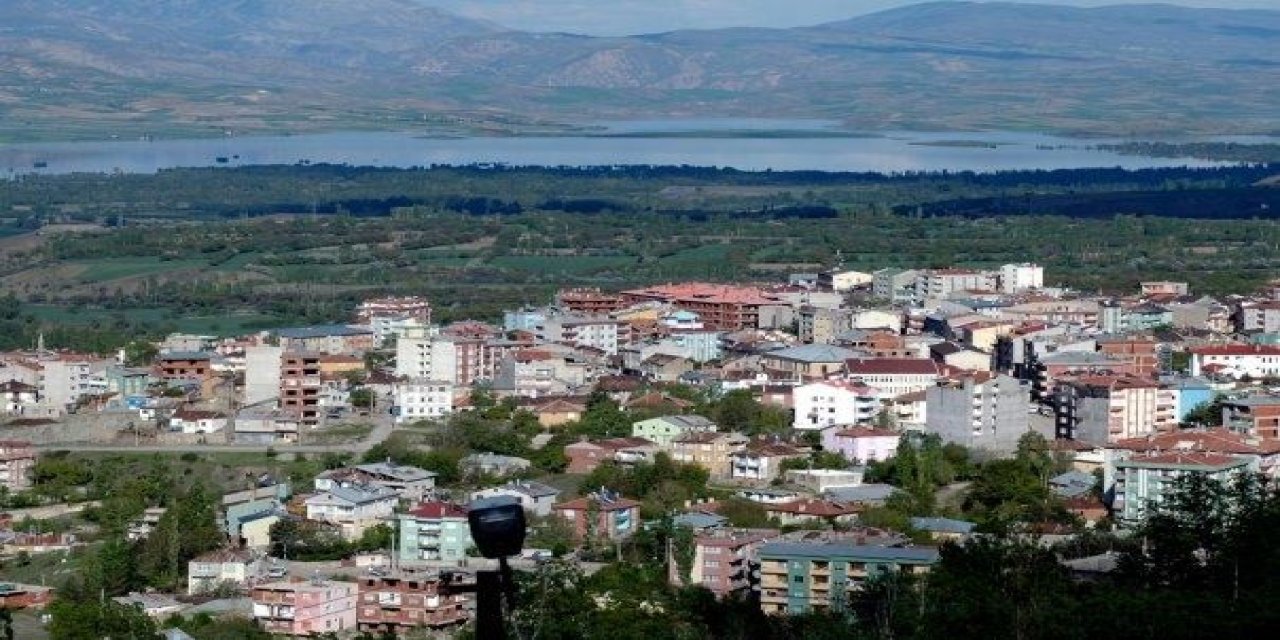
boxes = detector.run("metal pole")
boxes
[475,569,507,640]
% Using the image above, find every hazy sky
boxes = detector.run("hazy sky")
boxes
[417,1,1278,35]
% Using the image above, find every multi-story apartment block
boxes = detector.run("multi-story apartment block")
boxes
[821,426,900,465]
[1097,336,1163,378]
[620,283,785,331]
[392,379,454,424]
[1111,452,1252,523]
[243,345,284,406]
[0,441,35,491]
[1188,344,1280,379]
[280,352,323,428]
[1141,281,1189,297]
[872,268,918,303]
[730,442,806,483]
[999,263,1044,293]
[536,314,626,356]
[758,542,938,615]
[555,287,627,315]
[41,354,109,411]
[492,349,595,398]
[156,352,215,395]
[1221,396,1280,439]
[1234,300,1280,334]
[397,502,473,564]
[913,269,997,302]
[354,296,432,344]
[631,414,718,448]
[843,358,940,399]
[356,572,470,635]
[277,325,375,356]
[670,432,750,479]
[1053,375,1177,443]
[553,492,641,541]
[670,528,778,598]
[797,306,854,345]
[762,344,862,381]
[252,579,358,637]
[792,380,881,431]
[926,372,1030,456]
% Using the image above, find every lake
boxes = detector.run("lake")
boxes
[0,121,1251,175]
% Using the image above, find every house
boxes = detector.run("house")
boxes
[1049,470,1097,499]
[397,502,473,564]
[792,380,881,431]
[470,480,561,517]
[252,579,359,637]
[822,484,900,508]
[670,431,750,479]
[0,583,52,610]
[169,408,228,434]
[669,528,779,598]
[356,571,470,635]
[156,352,216,397]
[758,541,938,615]
[114,592,186,619]
[315,462,437,501]
[632,414,718,448]
[564,437,660,474]
[821,426,899,465]
[187,548,262,595]
[638,353,695,383]
[529,398,587,428]
[623,392,695,415]
[553,491,642,541]
[784,469,866,493]
[730,441,807,483]
[909,517,976,542]
[0,441,35,492]
[761,344,863,381]
[234,408,301,445]
[460,453,532,478]
[763,498,861,526]
[304,484,399,540]
[843,358,941,398]
[127,507,167,542]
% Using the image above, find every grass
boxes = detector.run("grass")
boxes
[305,422,375,445]
[68,256,208,283]
[489,254,635,274]
[25,305,281,336]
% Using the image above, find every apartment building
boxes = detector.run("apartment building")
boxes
[999,263,1044,293]
[872,268,918,303]
[536,313,626,356]
[392,379,454,424]
[1188,344,1280,379]
[356,572,470,635]
[492,349,595,398]
[1234,301,1280,334]
[926,372,1030,456]
[913,269,997,302]
[243,345,284,406]
[397,502,473,564]
[730,442,807,483]
[41,354,109,411]
[187,548,261,595]
[252,579,358,637]
[277,325,375,356]
[670,528,778,598]
[1111,452,1252,523]
[797,307,854,345]
[1103,429,1280,500]
[843,358,940,399]
[762,344,862,381]
[0,441,35,491]
[354,296,432,343]
[1053,375,1177,443]
[792,380,880,431]
[758,542,938,615]
[555,287,627,314]
[315,461,437,502]
[156,352,216,396]
[620,283,785,331]
[1221,396,1280,439]
[304,483,399,540]
[670,431,750,479]
[821,426,900,465]
[1097,336,1163,378]
[280,352,323,428]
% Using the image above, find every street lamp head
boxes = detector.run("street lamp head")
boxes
[467,496,526,560]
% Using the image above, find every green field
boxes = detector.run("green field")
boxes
[489,254,636,274]
[26,305,281,336]
[68,256,208,282]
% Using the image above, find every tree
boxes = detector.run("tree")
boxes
[122,340,158,367]
[46,599,160,640]
[1183,397,1226,427]
[355,523,394,553]
[350,387,375,409]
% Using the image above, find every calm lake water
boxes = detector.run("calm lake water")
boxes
[0,121,1250,175]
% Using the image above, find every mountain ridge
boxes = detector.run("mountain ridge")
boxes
[1,1,1278,139]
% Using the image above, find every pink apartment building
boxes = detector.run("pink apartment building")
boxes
[252,579,358,637]
[821,426,900,465]
[670,528,779,598]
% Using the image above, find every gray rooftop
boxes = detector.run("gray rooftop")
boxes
[760,542,939,564]
[910,517,977,535]
[318,483,398,505]
[654,414,717,430]
[765,344,863,364]
[354,461,437,482]
[674,512,729,530]
[823,484,900,503]
[1225,395,1280,408]
[1039,351,1124,366]
[498,480,560,499]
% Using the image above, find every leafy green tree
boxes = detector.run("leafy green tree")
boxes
[46,599,160,640]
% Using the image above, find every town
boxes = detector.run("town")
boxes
[1,261,1278,638]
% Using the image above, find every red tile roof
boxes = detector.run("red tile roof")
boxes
[1110,428,1280,455]
[844,358,940,376]
[832,426,900,439]
[406,501,469,519]
[1123,452,1245,467]
[1190,344,1280,356]
[766,499,862,517]
[621,282,781,306]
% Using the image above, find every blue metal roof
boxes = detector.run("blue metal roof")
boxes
[760,542,939,564]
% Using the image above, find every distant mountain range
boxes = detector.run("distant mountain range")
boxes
[2,1,1278,139]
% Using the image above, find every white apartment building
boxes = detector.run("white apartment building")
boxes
[844,358,941,399]
[243,345,284,407]
[913,269,998,302]
[536,314,625,356]
[998,263,1044,294]
[392,379,454,424]
[1111,452,1252,523]
[792,380,881,431]
[1053,375,1178,443]
[1189,344,1280,379]
[41,356,109,411]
